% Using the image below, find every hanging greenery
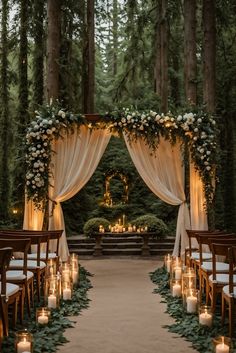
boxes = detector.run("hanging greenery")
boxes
[25,104,219,210]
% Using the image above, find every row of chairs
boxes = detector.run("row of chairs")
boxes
[185,230,236,337]
[0,229,63,341]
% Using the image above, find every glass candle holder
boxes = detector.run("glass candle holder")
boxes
[199,305,213,327]
[15,329,33,353]
[61,262,72,283]
[171,263,182,281]
[182,268,196,298]
[62,280,73,301]
[171,279,182,297]
[184,288,199,314]
[70,253,79,267]
[71,264,79,285]
[36,307,51,325]
[47,258,57,276]
[212,336,232,353]
[164,254,172,273]
[45,275,59,308]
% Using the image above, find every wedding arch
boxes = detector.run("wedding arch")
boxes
[23,104,218,260]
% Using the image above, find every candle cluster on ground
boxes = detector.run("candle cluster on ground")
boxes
[14,253,80,353]
[163,254,232,352]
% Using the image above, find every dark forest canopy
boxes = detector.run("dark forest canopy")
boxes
[0,0,236,233]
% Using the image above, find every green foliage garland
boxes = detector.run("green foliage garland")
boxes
[150,266,236,353]
[25,105,219,210]
[2,266,92,353]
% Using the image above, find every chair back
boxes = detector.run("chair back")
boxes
[0,231,48,267]
[0,238,31,276]
[22,230,62,255]
[196,233,236,265]
[0,248,13,295]
[210,239,236,280]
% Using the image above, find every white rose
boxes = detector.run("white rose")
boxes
[26,181,30,185]
[177,115,182,121]
[206,151,211,155]
[46,129,52,134]
[34,162,39,168]
[194,128,198,132]
[206,166,211,171]
[197,118,202,123]
[48,120,53,125]
[193,136,198,141]
[121,117,126,123]
[139,125,144,130]
[200,148,204,154]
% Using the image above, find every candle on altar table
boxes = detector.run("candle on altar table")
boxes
[119,218,121,225]
[144,226,148,231]
[199,311,212,327]
[186,294,198,313]
[172,283,181,297]
[133,225,136,232]
[118,225,123,233]
[175,267,182,280]
[48,294,57,308]
[17,338,31,353]
[122,214,125,226]
[63,287,72,300]
[122,227,126,232]
[128,226,132,232]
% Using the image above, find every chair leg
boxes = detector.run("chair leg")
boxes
[12,299,18,328]
[229,299,235,338]
[1,301,8,337]
[19,289,24,324]
[206,280,210,305]
[221,295,226,325]
[36,270,41,302]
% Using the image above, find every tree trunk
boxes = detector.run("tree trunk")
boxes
[0,0,10,219]
[160,0,168,113]
[184,0,197,105]
[113,0,118,76]
[32,0,45,107]
[154,1,161,96]
[202,0,216,113]
[46,0,61,102]
[154,0,168,113]
[87,0,95,113]
[18,0,29,129]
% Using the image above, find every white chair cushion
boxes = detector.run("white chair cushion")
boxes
[191,252,212,260]
[6,270,34,281]
[209,274,236,284]
[222,285,236,297]
[27,252,57,260]
[9,259,46,270]
[201,262,229,272]
[0,282,20,296]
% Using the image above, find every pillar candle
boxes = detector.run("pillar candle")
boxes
[48,294,57,308]
[186,295,198,313]
[172,283,181,297]
[63,287,72,300]
[38,314,49,324]
[199,312,212,327]
[17,339,31,353]
[175,267,182,280]
[216,343,229,353]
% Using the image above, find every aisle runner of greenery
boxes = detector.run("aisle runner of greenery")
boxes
[150,267,236,353]
[2,267,92,353]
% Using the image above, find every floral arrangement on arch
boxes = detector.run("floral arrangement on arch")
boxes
[25,104,219,210]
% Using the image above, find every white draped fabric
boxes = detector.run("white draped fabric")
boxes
[23,198,45,230]
[190,161,208,230]
[124,134,190,256]
[48,125,111,260]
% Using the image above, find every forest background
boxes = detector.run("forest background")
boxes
[0,0,235,235]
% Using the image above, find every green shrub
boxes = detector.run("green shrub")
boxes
[132,214,168,237]
[83,217,110,236]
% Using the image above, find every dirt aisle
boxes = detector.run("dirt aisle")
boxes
[57,259,197,353]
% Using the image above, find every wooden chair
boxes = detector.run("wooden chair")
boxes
[23,230,63,271]
[222,246,236,337]
[185,229,216,269]
[197,233,236,303]
[0,238,33,320]
[0,232,48,302]
[208,240,236,312]
[0,247,20,336]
